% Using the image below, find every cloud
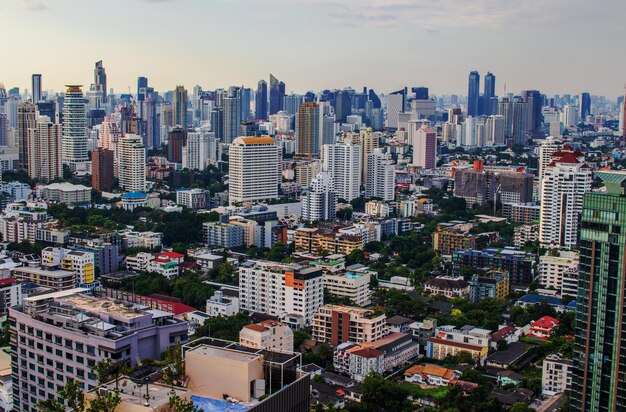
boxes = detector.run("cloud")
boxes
[0,0,47,12]
[277,0,624,31]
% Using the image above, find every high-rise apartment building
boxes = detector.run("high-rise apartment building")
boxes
[522,89,543,133]
[359,128,379,185]
[322,141,361,202]
[296,102,321,159]
[483,72,496,115]
[210,107,224,140]
[512,98,528,145]
[9,289,188,411]
[94,60,107,100]
[386,90,405,129]
[255,79,267,120]
[118,134,146,192]
[537,136,562,199]
[228,136,281,204]
[167,127,186,163]
[467,71,480,117]
[539,146,592,249]
[173,85,188,128]
[27,116,62,182]
[498,97,513,139]
[301,171,336,223]
[183,130,217,170]
[365,149,395,201]
[31,74,42,103]
[61,85,88,169]
[269,74,285,116]
[91,148,114,192]
[238,260,323,329]
[17,102,37,171]
[312,305,388,346]
[411,125,437,169]
[485,115,505,146]
[571,171,626,411]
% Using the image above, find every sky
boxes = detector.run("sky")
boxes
[1,0,625,98]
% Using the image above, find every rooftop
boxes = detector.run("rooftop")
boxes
[96,377,190,408]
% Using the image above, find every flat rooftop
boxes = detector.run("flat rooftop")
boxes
[100,377,189,408]
[59,294,149,320]
[188,345,262,363]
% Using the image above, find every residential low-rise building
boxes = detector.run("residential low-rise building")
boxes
[513,223,539,248]
[41,247,96,285]
[452,247,535,288]
[11,266,76,291]
[469,273,509,303]
[433,223,476,256]
[426,325,491,365]
[404,364,461,386]
[239,320,294,352]
[542,354,573,395]
[424,276,470,298]
[538,251,579,297]
[529,316,559,340]
[206,290,239,317]
[36,182,91,205]
[312,305,388,346]
[203,221,244,249]
[294,227,363,256]
[176,188,210,210]
[334,343,384,382]
[0,278,22,312]
[119,230,163,250]
[323,270,372,307]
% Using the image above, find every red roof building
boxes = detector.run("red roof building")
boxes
[529,316,559,340]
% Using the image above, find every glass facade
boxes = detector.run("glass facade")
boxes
[571,190,626,411]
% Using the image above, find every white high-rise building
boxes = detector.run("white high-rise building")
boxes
[228,136,281,204]
[118,134,146,193]
[538,136,562,199]
[412,125,437,169]
[359,128,379,185]
[98,116,121,177]
[301,171,336,223]
[485,115,505,146]
[27,116,62,182]
[386,93,404,129]
[462,116,478,148]
[538,250,579,297]
[562,104,579,127]
[322,141,361,202]
[539,146,592,249]
[365,148,395,201]
[238,260,324,328]
[183,129,218,170]
[61,85,88,169]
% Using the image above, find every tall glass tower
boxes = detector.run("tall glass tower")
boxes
[467,71,480,117]
[571,170,626,411]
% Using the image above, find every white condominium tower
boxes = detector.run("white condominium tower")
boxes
[539,146,592,249]
[118,134,146,192]
[322,141,361,202]
[301,171,336,223]
[365,148,395,201]
[228,136,281,204]
[27,116,62,182]
[62,85,88,169]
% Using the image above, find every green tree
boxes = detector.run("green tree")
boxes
[359,373,412,412]
[36,398,65,412]
[86,389,122,412]
[59,379,85,412]
[293,330,310,352]
[167,395,200,412]
[509,403,535,412]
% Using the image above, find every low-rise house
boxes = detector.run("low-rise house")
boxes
[497,370,523,387]
[387,315,414,334]
[529,316,559,340]
[404,364,461,386]
[423,276,470,298]
[485,342,530,369]
[206,290,239,317]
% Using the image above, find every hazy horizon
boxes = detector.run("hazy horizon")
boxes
[1,0,625,99]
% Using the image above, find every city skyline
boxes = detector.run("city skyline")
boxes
[1,0,625,98]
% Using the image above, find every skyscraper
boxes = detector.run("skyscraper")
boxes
[579,92,591,121]
[137,76,148,101]
[301,171,336,223]
[118,134,146,192]
[17,102,37,171]
[92,147,114,192]
[365,148,395,201]
[228,136,281,204]
[210,107,224,140]
[27,115,62,181]
[539,146,591,249]
[622,88,626,139]
[522,90,543,132]
[571,170,626,412]
[31,74,42,103]
[255,80,267,120]
[322,141,361,202]
[296,102,321,159]
[240,87,251,121]
[167,127,186,163]
[387,90,405,129]
[223,91,241,144]
[483,72,496,115]
[360,128,379,185]
[173,85,188,128]
[61,85,88,169]
[269,74,285,116]
[335,90,352,123]
[411,125,437,169]
[94,60,107,100]
[467,71,480,117]
[512,98,528,145]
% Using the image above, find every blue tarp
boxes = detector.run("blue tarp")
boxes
[191,396,250,412]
